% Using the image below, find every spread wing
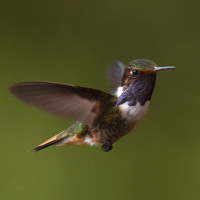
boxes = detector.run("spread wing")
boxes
[106,60,125,88]
[9,82,115,128]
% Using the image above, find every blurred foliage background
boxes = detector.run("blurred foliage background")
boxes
[0,0,200,200]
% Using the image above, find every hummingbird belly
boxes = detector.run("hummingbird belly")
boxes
[87,100,150,145]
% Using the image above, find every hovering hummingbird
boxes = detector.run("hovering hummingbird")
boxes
[9,59,175,152]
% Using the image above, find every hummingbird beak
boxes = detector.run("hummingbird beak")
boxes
[155,66,176,71]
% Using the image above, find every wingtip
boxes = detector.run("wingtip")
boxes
[8,84,15,93]
[8,82,23,95]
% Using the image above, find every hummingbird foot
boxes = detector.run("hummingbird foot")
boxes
[102,141,113,152]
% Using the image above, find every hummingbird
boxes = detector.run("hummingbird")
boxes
[9,59,175,152]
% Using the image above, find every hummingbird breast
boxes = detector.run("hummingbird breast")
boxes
[85,74,155,145]
[118,100,150,123]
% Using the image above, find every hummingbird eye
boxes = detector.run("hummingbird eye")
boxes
[131,69,139,76]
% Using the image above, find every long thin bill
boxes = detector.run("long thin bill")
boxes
[155,66,176,71]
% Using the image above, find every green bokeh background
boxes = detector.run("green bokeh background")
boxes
[1,1,200,200]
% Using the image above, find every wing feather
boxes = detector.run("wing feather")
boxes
[106,61,125,88]
[9,82,115,127]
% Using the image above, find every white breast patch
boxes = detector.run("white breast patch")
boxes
[119,101,150,123]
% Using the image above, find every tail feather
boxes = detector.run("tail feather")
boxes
[33,140,60,151]
[33,133,70,152]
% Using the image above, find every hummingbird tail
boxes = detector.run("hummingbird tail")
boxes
[33,132,70,151]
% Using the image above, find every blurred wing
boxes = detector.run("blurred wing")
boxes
[106,60,125,88]
[9,82,115,128]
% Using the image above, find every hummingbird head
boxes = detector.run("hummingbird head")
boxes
[116,59,175,106]
[121,59,175,87]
